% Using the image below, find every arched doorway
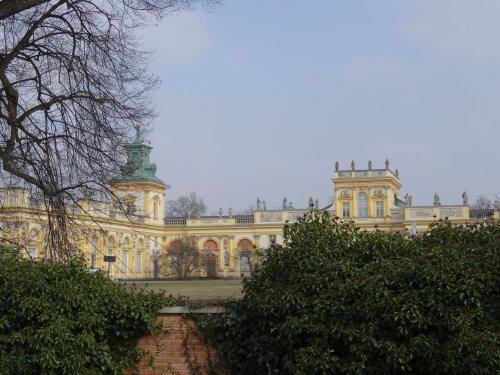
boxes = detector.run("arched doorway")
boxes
[237,239,254,273]
[203,239,218,278]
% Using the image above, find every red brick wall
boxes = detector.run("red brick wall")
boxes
[134,307,225,375]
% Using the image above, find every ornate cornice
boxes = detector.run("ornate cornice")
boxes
[111,181,169,191]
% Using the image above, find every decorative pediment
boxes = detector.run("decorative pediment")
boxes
[371,189,385,198]
[338,189,352,199]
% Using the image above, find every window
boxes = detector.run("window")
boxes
[376,201,384,217]
[237,239,253,272]
[28,245,37,259]
[168,252,179,274]
[122,251,129,275]
[153,195,160,220]
[136,251,142,273]
[108,238,115,274]
[342,202,350,218]
[136,239,145,274]
[121,238,130,276]
[358,192,368,217]
[240,252,251,272]
[28,229,39,260]
[91,239,98,269]
[123,194,137,214]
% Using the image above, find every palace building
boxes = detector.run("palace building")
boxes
[0,132,498,279]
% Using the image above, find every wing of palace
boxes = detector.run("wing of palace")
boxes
[1,132,497,279]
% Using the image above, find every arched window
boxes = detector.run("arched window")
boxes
[28,229,39,259]
[169,239,183,251]
[202,240,218,278]
[358,192,368,218]
[153,195,160,220]
[237,239,253,250]
[203,240,218,250]
[121,238,130,276]
[237,239,254,272]
[168,239,183,274]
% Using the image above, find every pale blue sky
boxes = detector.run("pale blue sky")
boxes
[142,0,500,213]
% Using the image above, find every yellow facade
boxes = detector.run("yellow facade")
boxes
[0,144,498,279]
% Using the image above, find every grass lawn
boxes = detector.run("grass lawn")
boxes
[120,279,244,301]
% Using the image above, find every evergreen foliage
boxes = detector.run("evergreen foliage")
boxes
[0,254,171,374]
[208,212,500,374]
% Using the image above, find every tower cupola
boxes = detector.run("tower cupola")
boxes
[110,124,169,224]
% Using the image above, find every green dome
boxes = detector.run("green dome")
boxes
[110,125,166,186]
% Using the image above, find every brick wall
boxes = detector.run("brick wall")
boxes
[134,306,226,375]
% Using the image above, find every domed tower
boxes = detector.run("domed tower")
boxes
[110,124,169,225]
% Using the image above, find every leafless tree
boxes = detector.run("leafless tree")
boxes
[472,194,500,210]
[0,0,219,259]
[494,194,500,210]
[0,1,220,22]
[162,237,204,278]
[236,205,255,215]
[472,195,493,210]
[167,192,206,218]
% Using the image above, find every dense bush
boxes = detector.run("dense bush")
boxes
[0,254,171,374]
[208,212,500,374]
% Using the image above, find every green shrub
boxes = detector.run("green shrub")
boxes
[0,254,171,374]
[209,212,500,374]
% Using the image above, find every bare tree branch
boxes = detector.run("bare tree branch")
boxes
[0,0,220,259]
[0,0,221,21]
[472,195,492,210]
[167,192,206,218]
[0,1,50,21]
[162,237,205,278]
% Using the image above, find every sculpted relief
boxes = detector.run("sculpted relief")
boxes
[371,189,385,198]
[338,189,352,199]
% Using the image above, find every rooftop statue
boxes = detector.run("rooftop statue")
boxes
[462,191,468,206]
[433,193,441,206]
[134,122,141,141]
